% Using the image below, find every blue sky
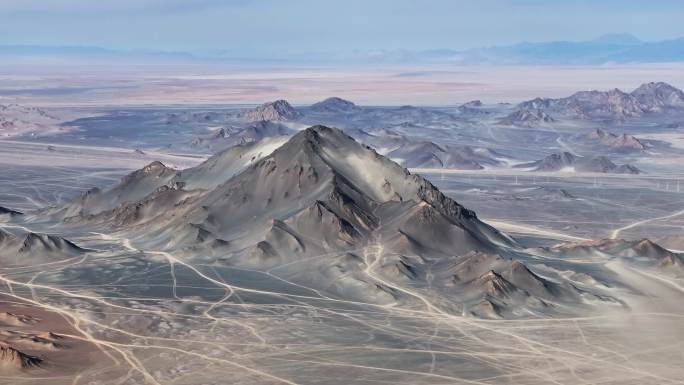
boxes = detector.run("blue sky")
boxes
[1,0,683,55]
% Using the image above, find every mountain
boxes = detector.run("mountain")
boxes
[517,82,684,121]
[387,141,508,170]
[0,229,86,255]
[81,126,513,255]
[588,129,646,152]
[443,34,684,65]
[498,108,555,126]
[445,251,599,318]
[0,228,87,266]
[239,100,301,122]
[49,126,623,316]
[309,97,361,113]
[387,141,451,168]
[518,89,642,120]
[190,121,294,150]
[548,239,683,270]
[5,35,684,66]
[461,100,483,108]
[55,161,179,218]
[516,152,640,174]
[458,100,491,116]
[631,82,684,111]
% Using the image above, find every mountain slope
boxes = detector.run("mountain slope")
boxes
[52,137,286,219]
[190,121,294,151]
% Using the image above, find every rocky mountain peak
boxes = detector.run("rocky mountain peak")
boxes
[241,99,301,122]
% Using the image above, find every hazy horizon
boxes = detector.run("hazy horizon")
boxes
[2,63,684,107]
[2,0,684,56]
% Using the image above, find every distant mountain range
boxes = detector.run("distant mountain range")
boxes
[3,34,684,65]
[511,82,684,122]
[446,34,684,65]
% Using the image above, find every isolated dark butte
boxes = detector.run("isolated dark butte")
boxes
[47,125,623,316]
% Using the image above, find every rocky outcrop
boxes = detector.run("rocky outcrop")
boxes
[0,342,42,370]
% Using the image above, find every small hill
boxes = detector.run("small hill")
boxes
[309,97,361,113]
